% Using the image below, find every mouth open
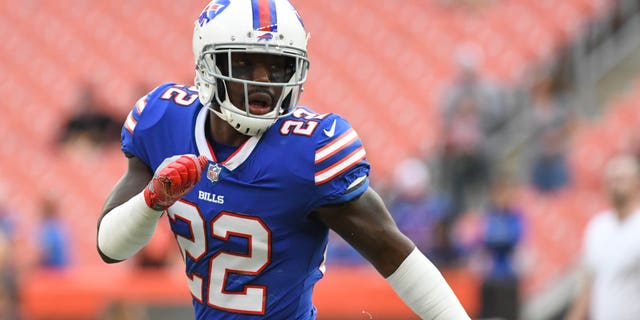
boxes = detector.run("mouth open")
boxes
[247,91,274,115]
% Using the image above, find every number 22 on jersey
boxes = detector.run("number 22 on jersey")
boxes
[168,201,272,315]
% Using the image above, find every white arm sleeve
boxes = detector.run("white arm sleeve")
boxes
[386,248,471,320]
[97,192,163,261]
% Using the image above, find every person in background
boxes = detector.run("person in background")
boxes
[428,220,466,269]
[440,44,505,218]
[59,82,120,150]
[388,158,454,264]
[37,198,70,270]
[567,155,640,320]
[0,191,19,319]
[0,229,17,319]
[527,73,574,193]
[479,177,525,320]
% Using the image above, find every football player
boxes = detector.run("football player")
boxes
[97,0,470,319]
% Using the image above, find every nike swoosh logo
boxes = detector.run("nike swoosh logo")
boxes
[323,119,337,137]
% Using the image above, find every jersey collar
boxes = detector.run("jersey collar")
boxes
[194,106,262,171]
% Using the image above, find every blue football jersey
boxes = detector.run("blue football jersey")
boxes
[121,83,370,320]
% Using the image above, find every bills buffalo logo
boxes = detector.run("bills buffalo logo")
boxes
[198,0,231,26]
[257,32,273,41]
[207,163,222,183]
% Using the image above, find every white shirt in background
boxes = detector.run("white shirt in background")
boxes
[583,209,640,320]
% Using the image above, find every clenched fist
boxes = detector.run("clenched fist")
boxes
[144,154,209,211]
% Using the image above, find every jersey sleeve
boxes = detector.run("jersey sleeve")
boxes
[311,114,370,207]
[120,83,175,166]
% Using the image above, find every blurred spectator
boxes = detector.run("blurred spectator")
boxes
[388,158,454,261]
[0,222,17,320]
[428,221,466,269]
[527,74,574,193]
[0,207,15,240]
[478,177,525,320]
[0,232,14,320]
[443,44,508,140]
[37,198,70,270]
[567,155,640,320]
[440,44,506,217]
[59,82,120,150]
[0,191,19,319]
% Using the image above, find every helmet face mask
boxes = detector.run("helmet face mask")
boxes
[193,0,310,136]
[214,49,302,84]
[197,45,309,117]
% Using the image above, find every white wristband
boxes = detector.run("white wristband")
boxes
[386,248,471,320]
[97,193,163,261]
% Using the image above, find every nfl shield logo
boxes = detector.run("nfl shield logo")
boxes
[207,163,221,183]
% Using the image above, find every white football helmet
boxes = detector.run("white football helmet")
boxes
[193,0,310,136]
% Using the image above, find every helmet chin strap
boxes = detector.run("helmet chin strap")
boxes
[207,104,229,122]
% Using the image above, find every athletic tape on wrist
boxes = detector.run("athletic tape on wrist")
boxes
[97,193,163,261]
[386,248,471,320]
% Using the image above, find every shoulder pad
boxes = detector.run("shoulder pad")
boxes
[124,82,197,134]
[312,113,366,186]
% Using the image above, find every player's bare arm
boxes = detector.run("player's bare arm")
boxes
[311,187,414,276]
[312,187,471,319]
[100,156,153,222]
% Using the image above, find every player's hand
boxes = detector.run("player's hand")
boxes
[143,154,208,211]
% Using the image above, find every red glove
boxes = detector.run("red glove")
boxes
[144,155,209,211]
